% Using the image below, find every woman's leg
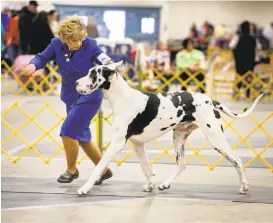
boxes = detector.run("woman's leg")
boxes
[79,141,102,165]
[58,97,112,183]
[62,136,79,173]
[79,141,109,175]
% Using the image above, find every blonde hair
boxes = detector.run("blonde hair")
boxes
[57,15,87,43]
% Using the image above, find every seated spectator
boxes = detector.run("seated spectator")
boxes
[150,41,172,92]
[176,38,206,93]
[151,42,170,72]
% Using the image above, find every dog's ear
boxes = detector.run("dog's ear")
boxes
[102,67,116,79]
[108,60,123,71]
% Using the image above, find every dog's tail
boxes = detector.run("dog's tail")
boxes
[212,93,264,118]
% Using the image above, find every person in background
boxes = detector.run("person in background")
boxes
[29,11,54,54]
[1,22,6,58]
[86,16,99,39]
[229,20,261,99]
[189,23,199,40]
[262,22,273,49]
[24,15,113,184]
[4,10,20,63]
[150,42,171,92]
[250,22,258,38]
[1,6,11,31]
[98,22,110,38]
[48,10,59,37]
[18,1,38,54]
[1,6,11,61]
[176,38,206,93]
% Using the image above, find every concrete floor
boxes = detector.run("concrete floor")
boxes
[2,198,273,223]
[2,159,273,223]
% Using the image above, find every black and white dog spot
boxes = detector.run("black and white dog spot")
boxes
[125,93,160,140]
[177,109,183,117]
[221,124,224,132]
[180,114,196,123]
[161,127,169,131]
[213,109,221,119]
[176,152,180,164]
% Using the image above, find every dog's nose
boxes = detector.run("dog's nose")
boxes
[75,81,79,86]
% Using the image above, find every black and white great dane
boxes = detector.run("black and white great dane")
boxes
[75,61,263,196]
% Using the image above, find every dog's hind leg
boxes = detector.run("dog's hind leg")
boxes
[199,121,249,194]
[131,141,155,192]
[158,125,194,191]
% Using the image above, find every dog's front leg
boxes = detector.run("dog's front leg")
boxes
[77,130,126,196]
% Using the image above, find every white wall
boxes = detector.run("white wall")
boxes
[166,1,273,39]
[3,1,273,41]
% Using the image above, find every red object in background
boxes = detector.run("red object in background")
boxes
[129,50,136,60]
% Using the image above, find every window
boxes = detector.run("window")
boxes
[103,11,126,40]
[141,17,155,34]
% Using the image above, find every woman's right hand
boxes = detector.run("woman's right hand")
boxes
[24,64,36,75]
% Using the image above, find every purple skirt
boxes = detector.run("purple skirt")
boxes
[60,93,103,142]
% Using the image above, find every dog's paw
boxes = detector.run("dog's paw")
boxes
[239,182,249,195]
[158,183,170,191]
[77,187,89,196]
[142,182,155,192]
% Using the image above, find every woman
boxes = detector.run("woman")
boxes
[24,15,113,184]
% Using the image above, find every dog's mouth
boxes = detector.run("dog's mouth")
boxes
[76,86,92,95]
[78,90,89,95]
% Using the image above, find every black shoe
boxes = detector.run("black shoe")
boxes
[95,169,113,185]
[57,169,79,183]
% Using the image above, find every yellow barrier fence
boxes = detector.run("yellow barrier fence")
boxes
[2,60,273,102]
[2,102,273,172]
[1,60,61,96]
[1,102,98,164]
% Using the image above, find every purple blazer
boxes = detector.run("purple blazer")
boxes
[30,37,108,106]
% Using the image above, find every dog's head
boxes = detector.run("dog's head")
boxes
[76,61,123,95]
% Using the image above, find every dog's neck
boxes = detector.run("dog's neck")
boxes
[103,72,137,113]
